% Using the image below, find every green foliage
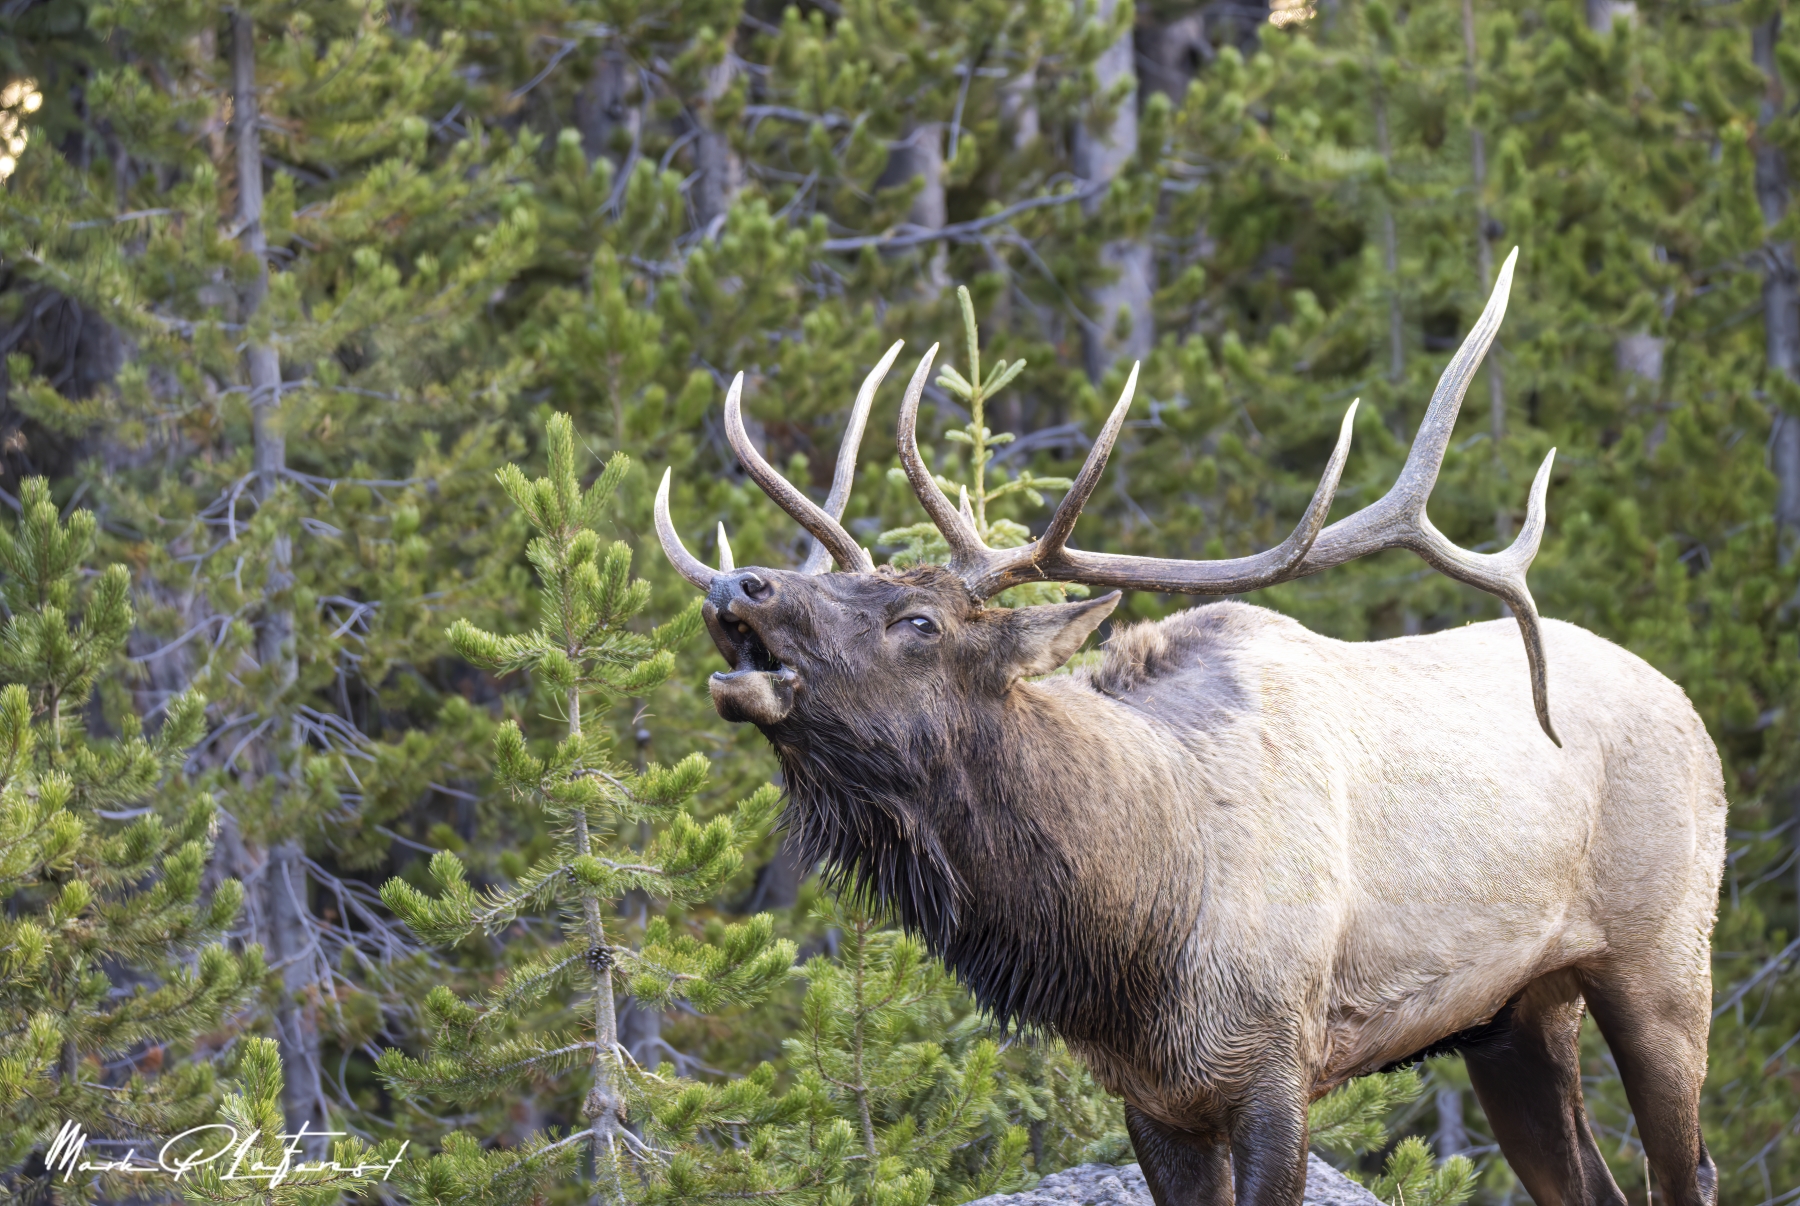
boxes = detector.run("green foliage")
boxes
[779,905,1030,1204]
[633,901,1122,1206]
[179,1037,410,1206]
[0,478,257,1199]
[3,0,562,1165]
[1310,1069,1427,1161]
[377,415,793,1203]
[1368,1138,1477,1206]
[1311,1071,1475,1206]
[372,391,1134,1198]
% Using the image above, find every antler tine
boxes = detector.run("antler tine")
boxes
[1302,247,1519,567]
[724,371,875,574]
[1395,246,1519,511]
[717,523,735,572]
[1034,362,1140,559]
[799,340,906,574]
[1410,448,1561,746]
[1262,398,1360,568]
[897,344,988,568]
[655,468,717,591]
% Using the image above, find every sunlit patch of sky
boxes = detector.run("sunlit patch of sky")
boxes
[1,79,44,182]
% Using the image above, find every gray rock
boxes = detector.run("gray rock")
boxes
[963,1162,1150,1206]
[1302,1154,1387,1206]
[963,1154,1382,1206]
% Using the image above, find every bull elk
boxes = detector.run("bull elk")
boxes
[654,251,1725,1206]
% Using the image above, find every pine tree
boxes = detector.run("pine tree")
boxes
[376,414,793,1204]
[637,900,1121,1206]
[2,0,549,1143]
[374,411,1121,1206]
[1309,1068,1476,1206]
[503,0,1148,1097]
[170,1036,410,1206]
[6,0,1135,1173]
[773,903,1115,1205]
[0,477,257,1200]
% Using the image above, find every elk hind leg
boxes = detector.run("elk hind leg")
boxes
[1580,961,1717,1206]
[1462,970,1627,1206]
[1126,1106,1233,1206]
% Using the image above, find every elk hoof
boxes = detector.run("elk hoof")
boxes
[710,666,797,726]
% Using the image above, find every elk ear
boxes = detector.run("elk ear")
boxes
[995,591,1121,681]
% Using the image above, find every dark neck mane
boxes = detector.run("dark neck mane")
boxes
[773,683,1190,1044]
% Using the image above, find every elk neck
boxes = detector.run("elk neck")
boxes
[773,661,1209,1047]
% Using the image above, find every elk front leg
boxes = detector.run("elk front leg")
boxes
[1227,1085,1309,1206]
[1126,1105,1233,1206]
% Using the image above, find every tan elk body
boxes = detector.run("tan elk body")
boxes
[1027,604,1721,1110]
[655,253,1726,1206]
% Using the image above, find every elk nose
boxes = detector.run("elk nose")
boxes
[711,569,775,612]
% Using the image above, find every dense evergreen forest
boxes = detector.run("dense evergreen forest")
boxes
[0,0,1797,1202]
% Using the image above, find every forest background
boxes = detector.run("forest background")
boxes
[1,0,1798,1202]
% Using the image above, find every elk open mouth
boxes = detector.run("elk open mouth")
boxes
[715,608,786,674]
[706,608,798,726]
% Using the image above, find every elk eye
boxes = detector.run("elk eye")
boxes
[905,616,938,635]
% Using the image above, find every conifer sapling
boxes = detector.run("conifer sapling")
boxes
[378,415,793,1203]
[882,287,1088,609]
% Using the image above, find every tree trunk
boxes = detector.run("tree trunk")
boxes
[1373,86,1404,389]
[989,58,1041,344]
[693,33,742,238]
[739,836,805,914]
[232,10,323,1143]
[615,996,663,1066]
[1615,331,1664,387]
[1135,13,1211,106]
[576,43,639,169]
[1755,15,1800,562]
[1587,0,1665,413]
[1075,0,1153,381]
[1461,0,1509,541]
[1434,1085,1468,1157]
[1585,0,1637,31]
[613,725,666,1080]
[569,685,624,1190]
[999,62,1040,151]
[880,123,949,293]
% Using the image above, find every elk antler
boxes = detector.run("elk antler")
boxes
[655,468,728,591]
[895,248,1560,744]
[654,341,907,586]
[1288,249,1559,744]
[797,340,907,572]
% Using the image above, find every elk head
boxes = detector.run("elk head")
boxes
[656,248,1559,747]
